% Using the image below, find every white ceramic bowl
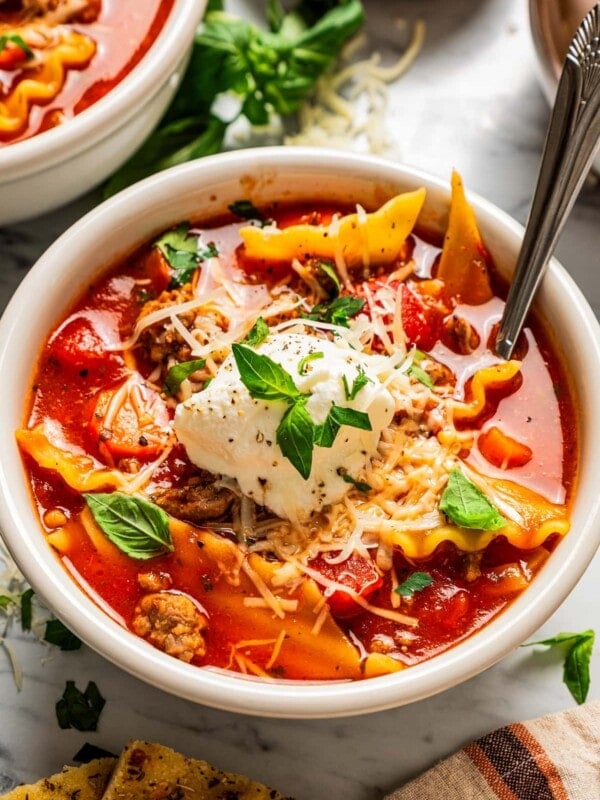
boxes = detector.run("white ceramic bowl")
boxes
[1,148,599,718]
[0,0,207,226]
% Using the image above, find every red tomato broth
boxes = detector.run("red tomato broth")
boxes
[18,202,578,681]
[0,0,175,143]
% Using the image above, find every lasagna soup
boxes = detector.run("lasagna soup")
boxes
[17,174,577,681]
[0,0,173,142]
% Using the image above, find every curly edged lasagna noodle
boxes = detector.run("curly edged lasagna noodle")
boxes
[0,0,172,141]
[17,173,576,681]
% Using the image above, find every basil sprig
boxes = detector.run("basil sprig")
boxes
[228,199,268,224]
[439,468,506,531]
[343,369,371,400]
[232,344,373,479]
[84,493,173,560]
[303,295,365,328]
[522,630,595,705]
[44,619,82,651]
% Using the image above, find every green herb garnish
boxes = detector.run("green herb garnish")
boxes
[20,588,34,631]
[395,571,434,598]
[407,363,434,389]
[231,344,301,403]
[73,743,118,764]
[163,358,206,396]
[276,399,315,479]
[44,619,82,651]
[243,317,270,347]
[0,34,34,59]
[56,681,105,732]
[232,344,372,478]
[228,199,268,223]
[439,468,506,531]
[298,351,324,375]
[341,473,372,493]
[317,260,341,297]
[303,295,365,328]
[0,595,13,609]
[155,223,217,288]
[342,369,371,400]
[522,630,595,705]
[84,493,173,560]
[314,405,371,448]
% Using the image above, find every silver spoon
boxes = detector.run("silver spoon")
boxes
[495,4,600,359]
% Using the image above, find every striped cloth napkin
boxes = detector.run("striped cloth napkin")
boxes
[385,702,600,799]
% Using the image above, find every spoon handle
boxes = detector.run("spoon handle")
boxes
[495,4,600,359]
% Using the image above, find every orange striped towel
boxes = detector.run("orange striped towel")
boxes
[385,702,600,799]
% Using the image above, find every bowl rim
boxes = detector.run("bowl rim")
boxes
[1,147,600,718]
[0,0,206,179]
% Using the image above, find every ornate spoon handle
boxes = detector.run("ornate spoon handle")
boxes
[495,4,600,359]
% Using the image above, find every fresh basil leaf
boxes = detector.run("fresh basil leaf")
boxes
[342,369,371,400]
[395,571,434,598]
[276,399,315,479]
[298,351,324,375]
[232,344,300,403]
[73,743,118,764]
[314,403,372,447]
[523,630,595,705]
[317,260,341,297]
[20,588,34,631]
[56,681,105,732]
[44,619,82,651]
[0,34,34,59]
[341,473,372,493]
[329,404,372,431]
[408,364,434,390]
[439,468,506,531]
[303,295,365,328]
[84,493,173,560]
[243,317,270,347]
[155,223,196,258]
[163,358,206,396]
[267,0,286,32]
[228,199,267,223]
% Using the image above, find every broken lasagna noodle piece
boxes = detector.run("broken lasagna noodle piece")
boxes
[16,172,576,681]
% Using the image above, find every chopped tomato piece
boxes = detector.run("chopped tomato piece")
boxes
[310,552,383,619]
[89,376,171,460]
[401,284,444,351]
[49,315,120,372]
[478,426,533,469]
[0,43,29,69]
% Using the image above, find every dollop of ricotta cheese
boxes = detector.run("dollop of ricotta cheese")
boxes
[174,332,394,523]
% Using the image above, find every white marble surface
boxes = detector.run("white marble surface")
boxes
[0,1,599,797]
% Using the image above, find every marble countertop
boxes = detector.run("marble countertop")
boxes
[0,1,599,798]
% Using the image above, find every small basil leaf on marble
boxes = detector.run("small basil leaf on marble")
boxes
[56,680,105,732]
[522,630,595,705]
[84,493,173,560]
[20,588,34,631]
[44,619,82,651]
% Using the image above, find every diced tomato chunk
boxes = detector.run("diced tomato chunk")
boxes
[400,284,443,351]
[49,315,120,371]
[89,376,171,460]
[310,552,383,619]
[0,43,29,69]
